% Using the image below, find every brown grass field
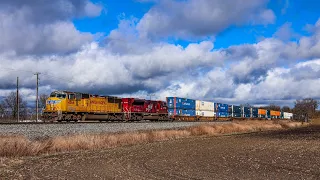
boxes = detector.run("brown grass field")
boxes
[0,121,319,179]
[0,120,304,157]
[311,118,320,125]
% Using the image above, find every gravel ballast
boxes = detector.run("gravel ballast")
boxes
[0,121,229,140]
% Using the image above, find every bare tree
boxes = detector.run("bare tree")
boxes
[293,98,318,121]
[1,92,28,120]
[281,106,291,112]
[0,103,4,118]
[261,104,281,111]
[39,94,49,109]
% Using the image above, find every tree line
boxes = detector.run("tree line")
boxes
[0,92,48,121]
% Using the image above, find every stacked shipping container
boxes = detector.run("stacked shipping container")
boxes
[196,100,215,117]
[243,107,251,118]
[167,97,196,117]
[166,97,290,120]
[271,110,281,119]
[251,108,258,118]
[231,105,242,118]
[283,112,293,119]
[266,110,271,119]
[258,109,266,118]
[216,103,229,117]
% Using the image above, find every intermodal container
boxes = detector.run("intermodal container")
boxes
[196,100,214,111]
[196,110,214,117]
[216,103,228,112]
[243,107,250,114]
[252,108,258,115]
[232,105,242,113]
[258,109,266,115]
[168,109,177,116]
[166,97,195,110]
[182,109,196,116]
[270,110,281,116]
[217,112,229,117]
[283,112,293,119]
[232,113,242,118]
[168,108,196,116]
[267,110,271,118]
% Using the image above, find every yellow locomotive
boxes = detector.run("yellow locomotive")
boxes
[43,91,122,122]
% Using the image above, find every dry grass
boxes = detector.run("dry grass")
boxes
[311,118,320,125]
[0,120,306,157]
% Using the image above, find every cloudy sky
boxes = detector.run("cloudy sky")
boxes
[0,0,320,107]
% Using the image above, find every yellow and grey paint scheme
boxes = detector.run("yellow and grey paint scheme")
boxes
[43,91,122,122]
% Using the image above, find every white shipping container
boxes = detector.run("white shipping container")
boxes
[196,100,214,111]
[283,112,293,119]
[196,110,215,117]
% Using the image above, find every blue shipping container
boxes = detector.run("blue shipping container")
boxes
[243,107,250,114]
[232,113,242,117]
[252,108,258,114]
[266,110,271,118]
[217,112,229,117]
[216,103,229,112]
[168,109,178,116]
[182,109,196,116]
[166,97,195,110]
[232,105,242,113]
[168,108,196,116]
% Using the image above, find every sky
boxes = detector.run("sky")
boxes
[0,0,320,108]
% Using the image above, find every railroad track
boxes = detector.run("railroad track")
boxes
[0,120,232,125]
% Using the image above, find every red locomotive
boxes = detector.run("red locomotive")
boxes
[122,98,168,121]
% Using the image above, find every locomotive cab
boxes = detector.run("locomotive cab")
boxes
[45,91,68,112]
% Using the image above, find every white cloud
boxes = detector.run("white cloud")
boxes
[273,22,297,41]
[84,1,103,17]
[0,0,102,55]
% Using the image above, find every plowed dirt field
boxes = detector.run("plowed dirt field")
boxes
[1,125,319,180]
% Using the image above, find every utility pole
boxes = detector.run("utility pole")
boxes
[16,77,19,122]
[34,72,40,122]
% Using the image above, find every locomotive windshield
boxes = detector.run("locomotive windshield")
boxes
[50,92,66,99]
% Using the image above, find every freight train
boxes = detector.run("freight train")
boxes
[42,90,294,122]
